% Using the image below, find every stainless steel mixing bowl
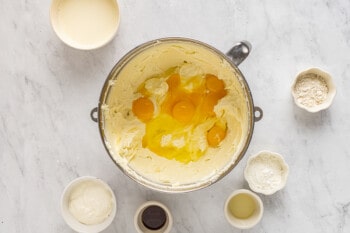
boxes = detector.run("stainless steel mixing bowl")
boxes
[91,38,263,193]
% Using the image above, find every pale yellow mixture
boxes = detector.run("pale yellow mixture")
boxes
[228,193,256,219]
[102,41,250,187]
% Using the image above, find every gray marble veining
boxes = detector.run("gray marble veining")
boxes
[1,0,350,232]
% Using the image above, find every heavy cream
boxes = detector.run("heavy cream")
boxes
[103,40,250,188]
[68,180,114,225]
[51,0,119,49]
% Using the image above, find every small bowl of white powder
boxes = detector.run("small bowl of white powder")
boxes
[244,151,289,195]
[61,176,117,233]
[291,68,336,113]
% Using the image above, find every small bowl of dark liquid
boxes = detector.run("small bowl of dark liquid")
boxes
[134,201,173,233]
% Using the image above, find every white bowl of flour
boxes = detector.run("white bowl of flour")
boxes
[244,151,289,195]
[291,68,336,113]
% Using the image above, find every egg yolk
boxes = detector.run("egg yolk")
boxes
[172,100,195,123]
[133,68,228,163]
[132,97,154,122]
[206,74,225,93]
[167,73,181,90]
[207,125,227,147]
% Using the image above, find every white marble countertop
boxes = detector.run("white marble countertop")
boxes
[1,0,350,232]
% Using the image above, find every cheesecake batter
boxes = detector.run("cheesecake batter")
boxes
[103,40,250,187]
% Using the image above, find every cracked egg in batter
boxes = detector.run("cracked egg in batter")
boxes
[102,40,249,187]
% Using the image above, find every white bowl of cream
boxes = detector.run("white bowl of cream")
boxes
[61,176,117,233]
[50,0,120,50]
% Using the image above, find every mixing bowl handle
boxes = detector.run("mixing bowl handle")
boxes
[226,41,251,66]
[226,41,263,122]
[254,106,263,122]
[90,107,98,122]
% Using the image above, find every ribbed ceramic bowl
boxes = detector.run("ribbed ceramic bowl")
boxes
[291,68,336,113]
[244,151,289,195]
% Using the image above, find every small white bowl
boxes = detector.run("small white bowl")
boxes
[134,201,173,233]
[61,176,117,233]
[50,0,120,50]
[244,151,289,195]
[291,68,336,113]
[224,189,263,229]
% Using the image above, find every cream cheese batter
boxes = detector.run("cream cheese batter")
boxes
[103,40,250,187]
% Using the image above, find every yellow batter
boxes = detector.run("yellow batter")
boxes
[103,40,249,186]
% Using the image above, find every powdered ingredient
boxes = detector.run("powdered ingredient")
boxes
[246,156,283,191]
[294,73,328,108]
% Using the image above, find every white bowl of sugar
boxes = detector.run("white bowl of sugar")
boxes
[244,151,289,195]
